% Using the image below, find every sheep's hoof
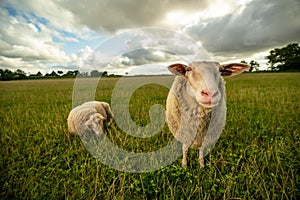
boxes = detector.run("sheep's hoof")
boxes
[181,160,187,168]
[198,158,205,168]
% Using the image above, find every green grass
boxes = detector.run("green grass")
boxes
[0,73,299,199]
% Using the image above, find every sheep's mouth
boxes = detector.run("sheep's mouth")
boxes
[199,101,219,108]
[198,93,220,108]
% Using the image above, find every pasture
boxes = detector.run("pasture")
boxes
[0,73,299,199]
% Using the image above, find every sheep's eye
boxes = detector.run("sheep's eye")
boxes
[186,67,192,71]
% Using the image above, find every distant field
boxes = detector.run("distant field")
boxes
[0,73,299,199]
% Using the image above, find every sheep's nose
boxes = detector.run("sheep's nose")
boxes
[201,90,218,104]
[199,89,220,107]
[201,90,218,98]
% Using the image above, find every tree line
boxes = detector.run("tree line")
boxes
[0,69,121,81]
[1,43,299,81]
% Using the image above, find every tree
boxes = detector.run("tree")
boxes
[101,71,108,77]
[74,70,79,76]
[265,43,300,71]
[45,71,58,77]
[0,68,29,80]
[62,70,80,77]
[90,70,100,77]
[78,72,88,77]
[36,72,43,77]
[249,60,260,72]
[57,71,63,76]
[14,69,27,79]
[0,69,14,80]
[29,71,43,79]
[240,60,260,72]
[63,71,75,77]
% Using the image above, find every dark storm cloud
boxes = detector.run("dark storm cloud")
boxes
[184,0,300,54]
[56,0,211,33]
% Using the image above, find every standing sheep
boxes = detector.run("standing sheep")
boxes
[166,61,248,168]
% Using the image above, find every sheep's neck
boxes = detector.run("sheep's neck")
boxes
[183,79,212,149]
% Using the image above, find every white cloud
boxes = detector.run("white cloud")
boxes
[0,8,66,60]
[3,0,87,36]
[0,6,92,73]
[0,56,49,74]
[77,28,212,74]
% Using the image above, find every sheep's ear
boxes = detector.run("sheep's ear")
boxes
[96,113,105,121]
[85,115,97,127]
[168,63,189,76]
[219,63,249,76]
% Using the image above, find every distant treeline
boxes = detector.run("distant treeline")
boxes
[0,69,121,81]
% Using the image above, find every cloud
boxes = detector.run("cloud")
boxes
[183,0,300,55]
[0,6,85,73]
[122,49,178,66]
[1,0,299,74]
[2,0,86,36]
[125,63,172,76]
[2,0,243,35]
[79,28,211,74]
[55,0,212,33]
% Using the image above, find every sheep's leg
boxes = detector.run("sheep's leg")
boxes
[198,147,205,168]
[182,144,189,167]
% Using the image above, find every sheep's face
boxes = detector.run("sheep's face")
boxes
[168,61,249,108]
[85,113,105,137]
[186,62,222,107]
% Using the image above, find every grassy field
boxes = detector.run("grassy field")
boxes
[0,73,299,199]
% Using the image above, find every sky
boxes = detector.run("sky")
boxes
[0,0,299,75]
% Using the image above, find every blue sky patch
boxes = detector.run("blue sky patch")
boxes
[3,6,17,16]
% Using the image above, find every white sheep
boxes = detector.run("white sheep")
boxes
[81,101,114,124]
[67,106,105,136]
[166,61,248,168]
[67,101,113,136]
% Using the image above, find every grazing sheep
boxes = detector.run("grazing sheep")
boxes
[68,101,114,137]
[68,106,105,136]
[166,61,248,168]
[81,101,114,124]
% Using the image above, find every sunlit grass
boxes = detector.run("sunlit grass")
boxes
[0,73,299,199]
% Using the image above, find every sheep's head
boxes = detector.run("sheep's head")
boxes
[85,113,106,137]
[168,61,249,108]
